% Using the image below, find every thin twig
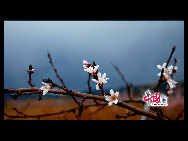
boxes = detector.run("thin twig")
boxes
[27,64,34,88]
[115,112,137,119]
[165,46,176,68]
[87,73,99,105]
[5,107,77,119]
[47,51,80,105]
[12,108,27,117]
[88,73,92,94]
[47,51,66,88]
[175,108,184,120]
[111,62,132,100]
[4,103,106,119]
[78,98,86,117]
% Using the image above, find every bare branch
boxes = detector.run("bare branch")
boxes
[47,51,80,105]
[87,73,100,105]
[115,112,137,119]
[4,103,106,119]
[47,51,66,88]
[175,108,184,120]
[111,62,132,100]
[78,98,86,117]
[27,64,34,88]
[88,73,92,94]
[5,107,77,119]
[4,88,168,120]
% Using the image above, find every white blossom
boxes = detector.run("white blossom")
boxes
[157,63,178,89]
[83,60,91,68]
[157,63,173,77]
[40,82,52,95]
[84,65,99,75]
[167,78,178,89]
[92,72,109,90]
[105,89,119,106]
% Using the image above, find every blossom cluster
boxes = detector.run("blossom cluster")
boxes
[38,60,178,105]
[157,62,178,94]
[83,60,119,106]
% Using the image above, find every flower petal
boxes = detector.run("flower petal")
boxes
[102,73,106,78]
[42,82,48,86]
[94,65,99,71]
[158,72,161,76]
[40,86,45,90]
[110,89,114,95]
[168,82,174,89]
[92,79,98,83]
[105,95,111,102]
[96,84,99,90]
[162,63,167,68]
[43,89,48,95]
[83,60,88,64]
[168,65,174,70]
[115,91,119,97]
[167,79,177,89]
[84,68,89,72]
[108,101,113,106]
[113,99,118,104]
[102,79,107,84]
[157,65,162,70]
[163,73,169,79]
[97,72,101,78]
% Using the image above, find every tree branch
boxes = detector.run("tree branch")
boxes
[4,103,107,119]
[111,62,132,100]
[47,51,80,105]
[175,108,184,120]
[4,88,168,120]
[87,73,99,105]
[27,64,34,88]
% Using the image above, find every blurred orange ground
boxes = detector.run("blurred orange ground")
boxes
[4,96,184,120]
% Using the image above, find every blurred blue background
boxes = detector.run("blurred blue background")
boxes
[4,21,184,93]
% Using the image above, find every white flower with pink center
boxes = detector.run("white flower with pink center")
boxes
[92,72,109,90]
[83,60,91,68]
[166,78,178,89]
[157,63,174,77]
[84,65,99,75]
[157,63,178,89]
[40,82,52,95]
[105,89,119,106]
